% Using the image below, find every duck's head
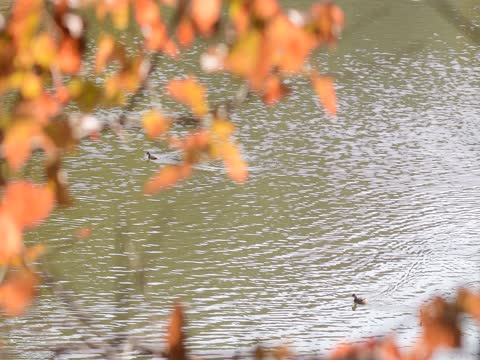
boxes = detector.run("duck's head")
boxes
[352,294,356,298]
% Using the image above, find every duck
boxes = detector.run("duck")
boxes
[146,151,158,161]
[352,294,367,305]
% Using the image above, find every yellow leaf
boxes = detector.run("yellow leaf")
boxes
[225,30,261,79]
[211,118,235,139]
[142,110,170,138]
[3,121,40,171]
[221,142,248,183]
[21,72,42,99]
[32,33,57,68]
[167,77,208,117]
[112,0,129,30]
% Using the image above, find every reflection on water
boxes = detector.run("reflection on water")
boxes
[2,1,480,359]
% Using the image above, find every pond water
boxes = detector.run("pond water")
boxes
[1,0,480,359]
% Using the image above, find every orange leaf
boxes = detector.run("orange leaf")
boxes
[262,75,289,105]
[95,34,117,73]
[0,211,23,264]
[221,142,248,183]
[458,288,480,322]
[3,181,55,229]
[419,297,461,353]
[265,15,315,73]
[191,0,221,36]
[3,121,41,171]
[166,301,187,360]
[228,0,249,34]
[145,20,168,51]
[311,74,337,116]
[252,0,279,20]
[310,3,344,45]
[162,38,179,58]
[135,0,160,27]
[167,77,208,117]
[58,37,82,74]
[142,110,170,138]
[0,270,38,316]
[177,17,195,47]
[144,164,192,194]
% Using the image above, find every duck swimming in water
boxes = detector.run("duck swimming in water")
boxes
[146,151,158,161]
[352,294,367,305]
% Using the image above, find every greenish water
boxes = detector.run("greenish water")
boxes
[1,1,479,359]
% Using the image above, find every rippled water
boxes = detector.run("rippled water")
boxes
[2,1,480,359]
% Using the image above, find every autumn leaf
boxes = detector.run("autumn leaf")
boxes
[3,121,41,172]
[142,110,170,138]
[32,32,57,69]
[135,0,160,27]
[169,130,209,153]
[144,164,193,194]
[177,17,195,47]
[21,72,42,99]
[221,142,248,183]
[252,0,279,20]
[228,0,250,34]
[225,30,261,80]
[0,269,38,316]
[95,34,119,73]
[167,77,208,117]
[311,74,337,116]
[58,37,82,74]
[14,93,61,125]
[266,15,315,73]
[161,38,179,58]
[166,301,187,360]
[145,19,167,51]
[3,181,55,229]
[191,0,221,37]
[211,118,235,140]
[112,0,129,30]
[458,288,480,323]
[310,3,345,45]
[262,75,289,105]
[0,211,23,264]
[419,297,461,353]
